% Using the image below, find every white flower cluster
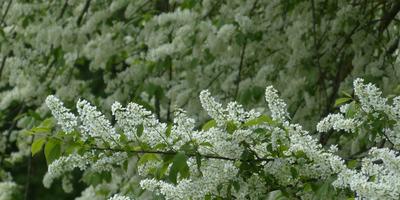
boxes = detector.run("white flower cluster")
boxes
[199,90,260,126]
[45,85,350,198]
[43,153,90,188]
[0,181,18,200]
[264,86,289,122]
[354,78,389,113]
[91,152,128,172]
[108,194,132,200]
[77,99,120,145]
[112,101,167,147]
[334,148,400,199]
[140,159,239,200]
[315,79,400,199]
[45,95,78,133]
[317,78,400,146]
[44,80,400,199]
[316,113,358,133]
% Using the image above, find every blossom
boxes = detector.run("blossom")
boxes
[45,95,77,133]
[0,181,19,200]
[43,153,90,188]
[112,101,167,147]
[264,86,289,122]
[108,194,132,200]
[77,99,120,145]
[354,78,389,113]
[316,113,358,133]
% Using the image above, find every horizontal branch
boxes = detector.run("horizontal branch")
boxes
[92,147,273,163]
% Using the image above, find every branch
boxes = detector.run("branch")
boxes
[233,0,258,100]
[0,55,6,78]
[234,41,247,100]
[24,136,34,200]
[378,2,400,33]
[386,37,399,55]
[76,0,91,26]
[0,0,12,26]
[57,0,69,20]
[92,147,273,163]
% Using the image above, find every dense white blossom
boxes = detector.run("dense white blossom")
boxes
[264,86,289,122]
[43,153,90,188]
[112,101,168,147]
[108,194,132,200]
[0,181,18,200]
[77,99,119,145]
[45,95,78,133]
[316,113,358,133]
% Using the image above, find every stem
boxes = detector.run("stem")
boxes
[24,136,34,200]
[92,147,273,163]
[234,41,247,100]
[76,0,91,26]
[378,2,400,33]
[58,0,69,20]
[0,0,12,25]
[0,56,6,78]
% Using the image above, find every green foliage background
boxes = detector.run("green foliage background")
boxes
[0,0,400,199]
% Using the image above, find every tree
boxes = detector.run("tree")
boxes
[0,0,400,199]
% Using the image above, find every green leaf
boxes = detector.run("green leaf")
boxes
[266,190,288,200]
[341,91,353,98]
[334,97,352,107]
[82,171,112,186]
[243,115,273,127]
[30,127,50,134]
[138,153,160,165]
[346,101,358,118]
[195,153,202,176]
[314,177,336,200]
[165,123,172,137]
[232,180,240,191]
[226,121,237,134]
[202,119,216,130]
[40,118,55,128]
[290,167,298,178]
[169,152,190,184]
[44,139,61,165]
[303,183,313,192]
[136,124,144,137]
[29,118,55,135]
[346,159,358,169]
[31,138,46,156]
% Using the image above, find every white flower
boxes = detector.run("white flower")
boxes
[112,101,167,147]
[354,78,389,113]
[0,181,18,200]
[108,194,132,200]
[264,86,289,122]
[45,95,77,133]
[43,153,90,188]
[77,99,120,145]
[316,113,358,133]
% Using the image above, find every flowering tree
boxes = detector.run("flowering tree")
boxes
[1,0,400,199]
[29,79,400,199]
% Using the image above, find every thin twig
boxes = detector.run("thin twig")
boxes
[76,0,91,26]
[0,56,6,79]
[58,0,69,20]
[234,41,247,100]
[378,1,400,33]
[24,136,34,200]
[92,146,273,163]
[0,0,12,26]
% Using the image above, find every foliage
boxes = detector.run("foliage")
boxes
[0,0,400,199]
[39,79,400,199]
